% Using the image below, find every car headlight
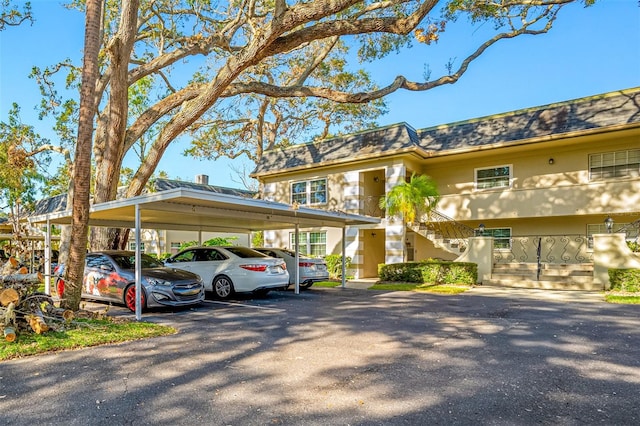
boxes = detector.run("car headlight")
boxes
[146,277,172,287]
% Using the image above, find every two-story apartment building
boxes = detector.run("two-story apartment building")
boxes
[251,87,640,279]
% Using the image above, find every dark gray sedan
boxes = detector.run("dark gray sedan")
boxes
[82,251,205,312]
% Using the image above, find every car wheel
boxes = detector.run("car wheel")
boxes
[213,275,234,299]
[299,280,314,290]
[124,284,146,312]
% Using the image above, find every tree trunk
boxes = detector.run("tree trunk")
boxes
[26,305,50,334]
[62,0,104,311]
[90,0,140,252]
[0,288,20,307]
[3,327,16,342]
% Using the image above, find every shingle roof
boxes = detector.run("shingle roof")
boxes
[252,87,640,176]
[32,179,255,216]
[151,178,256,198]
[252,123,420,176]
[32,193,68,216]
[418,87,640,152]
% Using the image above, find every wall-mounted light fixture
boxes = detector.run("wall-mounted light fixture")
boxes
[605,216,614,233]
[373,176,380,182]
[371,232,377,237]
[548,158,555,165]
[477,223,485,236]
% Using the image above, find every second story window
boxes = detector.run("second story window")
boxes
[589,149,640,180]
[475,165,511,190]
[291,178,327,205]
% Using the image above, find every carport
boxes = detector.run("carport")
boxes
[28,187,380,319]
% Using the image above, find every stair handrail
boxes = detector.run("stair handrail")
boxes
[616,218,640,242]
[414,210,476,239]
[409,210,475,255]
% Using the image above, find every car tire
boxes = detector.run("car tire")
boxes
[253,288,270,297]
[299,280,314,290]
[124,284,146,312]
[213,275,234,299]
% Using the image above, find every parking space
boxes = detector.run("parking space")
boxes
[3,286,639,425]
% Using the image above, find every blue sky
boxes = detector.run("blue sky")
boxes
[1,0,639,189]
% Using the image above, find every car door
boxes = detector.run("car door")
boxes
[167,248,226,290]
[191,248,229,288]
[84,254,119,301]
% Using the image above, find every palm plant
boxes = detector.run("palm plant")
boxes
[379,173,439,224]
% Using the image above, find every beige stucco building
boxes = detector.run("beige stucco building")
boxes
[251,87,640,280]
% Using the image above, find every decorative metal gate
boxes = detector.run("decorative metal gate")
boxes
[494,235,593,267]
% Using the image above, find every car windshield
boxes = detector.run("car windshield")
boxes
[225,246,268,258]
[111,253,164,269]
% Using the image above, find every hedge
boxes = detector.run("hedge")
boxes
[325,254,352,279]
[378,261,477,285]
[609,269,640,293]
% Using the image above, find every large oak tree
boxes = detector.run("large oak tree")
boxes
[24,0,596,310]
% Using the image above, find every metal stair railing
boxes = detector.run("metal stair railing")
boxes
[409,210,475,254]
[617,218,640,243]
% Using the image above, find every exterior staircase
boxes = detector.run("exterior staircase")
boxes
[484,262,601,291]
[410,210,475,256]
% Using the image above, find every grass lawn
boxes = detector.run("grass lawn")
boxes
[313,280,343,288]
[370,282,472,294]
[604,292,640,304]
[1,318,175,361]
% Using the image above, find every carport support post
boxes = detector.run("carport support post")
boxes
[44,219,52,294]
[294,223,300,294]
[341,227,346,288]
[135,203,142,321]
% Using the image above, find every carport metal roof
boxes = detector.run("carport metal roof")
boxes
[28,187,380,232]
[28,188,380,320]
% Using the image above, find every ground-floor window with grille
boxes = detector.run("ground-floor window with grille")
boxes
[289,231,327,256]
[128,242,146,252]
[484,228,512,250]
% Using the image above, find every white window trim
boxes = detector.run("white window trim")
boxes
[474,165,512,191]
[289,231,327,256]
[290,178,327,206]
[484,227,512,251]
[589,149,640,181]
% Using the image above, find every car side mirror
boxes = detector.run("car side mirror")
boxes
[165,258,174,263]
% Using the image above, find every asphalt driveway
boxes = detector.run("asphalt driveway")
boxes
[1,285,639,425]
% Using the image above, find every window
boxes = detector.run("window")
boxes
[128,242,145,251]
[483,228,511,250]
[589,149,640,180]
[171,249,197,262]
[291,178,327,205]
[475,166,511,190]
[289,231,327,256]
[85,254,113,270]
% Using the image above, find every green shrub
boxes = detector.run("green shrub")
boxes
[609,269,640,293]
[325,254,352,278]
[379,261,477,285]
[377,262,424,282]
[178,237,238,250]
